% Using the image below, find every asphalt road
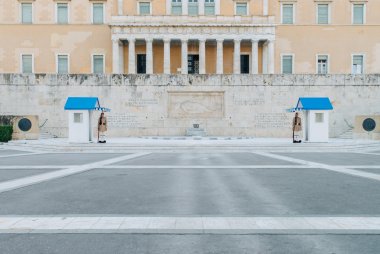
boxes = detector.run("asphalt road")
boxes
[0,149,379,253]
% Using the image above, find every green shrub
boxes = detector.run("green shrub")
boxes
[0,126,13,142]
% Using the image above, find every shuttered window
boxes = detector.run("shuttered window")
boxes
[92,3,104,24]
[353,4,364,24]
[57,3,68,24]
[22,54,33,73]
[317,55,328,74]
[188,0,198,16]
[282,55,293,74]
[317,4,328,24]
[236,3,247,16]
[282,4,293,24]
[171,0,182,15]
[21,3,32,24]
[352,55,364,74]
[93,55,104,74]
[139,2,151,15]
[205,0,215,15]
[57,55,69,74]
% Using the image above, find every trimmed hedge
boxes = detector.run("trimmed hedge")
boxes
[0,126,13,143]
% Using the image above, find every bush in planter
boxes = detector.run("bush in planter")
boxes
[0,126,13,142]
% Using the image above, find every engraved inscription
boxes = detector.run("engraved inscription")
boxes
[253,113,290,129]
[107,114,140,128]
[168,92,224,119]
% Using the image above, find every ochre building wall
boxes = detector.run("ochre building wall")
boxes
[1,0,380,74]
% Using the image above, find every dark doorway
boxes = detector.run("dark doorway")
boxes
[188,54,199,74]
[137,54,146,74]
[241,55,250,74]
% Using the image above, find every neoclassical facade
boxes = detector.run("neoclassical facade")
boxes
[1,0,380,74]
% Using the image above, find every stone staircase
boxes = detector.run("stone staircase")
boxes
[337,128,354,139]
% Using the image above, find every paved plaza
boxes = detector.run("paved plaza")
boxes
[0,140,380,253]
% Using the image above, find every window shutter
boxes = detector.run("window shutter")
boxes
[318,4,328,24]
[353,55,363,74]
[93,55,104,74]
[236,3,247,16]
[58,55,68,74]
[205,0,215,15]
[282,5,293,24]
[93,4,104,24]
[57,4,68,24]
[22,3,32,23]
[282,56,293,74]
[353,5,364,24]
[188,2,198,16]
[139,3,150,15]
[22,55,33,73]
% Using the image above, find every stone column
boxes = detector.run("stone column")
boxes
[181,39,188,74]
[216,39,224,74]
[128,38,136,74]
[199,0,205,15]
[262,41,268,74]
[215,0,221,15]
[251,39,259,74]
[166,0,171,15]
[183,0,188,15]
[233,39,241,74]
[163,38,171,74]
[112,39,120,74]
[146,38,153,74]
[118,0,123,15]
[263,0,268,15]
[268,39,275,74]
[199,39,206,74]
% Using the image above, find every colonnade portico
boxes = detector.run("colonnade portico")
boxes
[112,37,275,75]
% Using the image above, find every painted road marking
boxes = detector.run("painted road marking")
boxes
[254,152,380,182]
[0,216,379,234]
[0,153,151,194]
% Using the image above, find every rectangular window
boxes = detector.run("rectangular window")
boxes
[282,55,293,74]
[205,0,215,15]
[188,0,198,16]
[137,54,147,74]
[171,0,182,15]
[236,2,247,16]
[315,113,324,123]
[317,4,329,24]
[240,55,250,74]
[22,54,33,73]
[57,3,68,24]
[353,4,364,24]
[352,55,364,74]
[74,113,83,123]
[282,4,294,24]
[92,3,104,24]
[21,3,32,24]
[317,55,328,74]
[57,55,69,74]
[93,55,104,74]
[139,2,151,15]
[188,55,199,74]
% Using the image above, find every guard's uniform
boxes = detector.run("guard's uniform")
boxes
[293,116,302,142]
[98,116,107,143]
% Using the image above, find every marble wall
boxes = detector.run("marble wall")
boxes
[0,74,379,138]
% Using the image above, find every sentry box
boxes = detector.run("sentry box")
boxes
[290,97,334,142]
[64,97,110,143]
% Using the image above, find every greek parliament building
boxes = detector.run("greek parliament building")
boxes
[0,0,380,138]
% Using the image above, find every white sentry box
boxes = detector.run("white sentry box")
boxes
[68,110,94,143]
[295,97,333,143]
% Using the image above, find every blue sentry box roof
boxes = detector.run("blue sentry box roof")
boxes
[64,97,100,110]
[296,97,333,111]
